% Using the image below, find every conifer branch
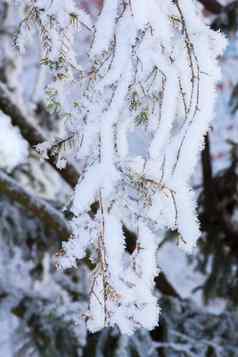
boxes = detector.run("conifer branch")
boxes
[0,82,79,188]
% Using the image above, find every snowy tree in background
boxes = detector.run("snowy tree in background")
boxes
[8,0,227,335]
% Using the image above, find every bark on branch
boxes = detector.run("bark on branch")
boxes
[0,170,71,240]
[0,82,79,188]
[198,0,223,14]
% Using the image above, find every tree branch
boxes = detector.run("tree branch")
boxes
[201,134,217,217]
[198,0,223,14]
[0,170,71,240]
[0,82,79,188]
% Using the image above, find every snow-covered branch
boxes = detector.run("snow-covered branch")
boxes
[0,82,79,187]
[11,0,226,334]
[0,169,71,240]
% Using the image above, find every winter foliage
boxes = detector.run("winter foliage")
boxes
[7,0,227,335]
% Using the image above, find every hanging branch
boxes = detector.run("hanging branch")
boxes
[10,0,226,334]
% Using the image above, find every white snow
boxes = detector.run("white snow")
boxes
[0,113,28,171]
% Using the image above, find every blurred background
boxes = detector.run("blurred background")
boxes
[0,0,238,356]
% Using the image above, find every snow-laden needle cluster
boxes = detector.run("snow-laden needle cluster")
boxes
[13,0,226,334]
